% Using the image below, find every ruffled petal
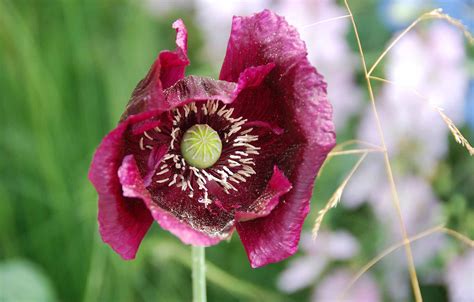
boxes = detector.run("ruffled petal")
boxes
[159,19,190,89]
[220,10,336,267]
[220,10,307,82]
[164,76,237,105]
[231,63,275,98]
[235,166,291,222]
[143,144,169,187]
[121,59,165,121]
[236,166,295,268]
[121,19,190,120]
[119,155,222,246]
[88,113,159,260]
[163,64,274,107]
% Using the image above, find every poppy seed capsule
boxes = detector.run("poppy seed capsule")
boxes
[180,124,222,169]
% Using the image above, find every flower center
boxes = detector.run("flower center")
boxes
[146,100,260,208]
[181,124,222,169]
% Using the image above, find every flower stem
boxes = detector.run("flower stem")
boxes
[192,245,206,302]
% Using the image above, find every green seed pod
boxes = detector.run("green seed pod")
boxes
[181,124,222,169]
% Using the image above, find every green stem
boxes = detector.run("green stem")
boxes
[192,245,206,302]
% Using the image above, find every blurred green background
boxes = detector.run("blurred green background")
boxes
[0,0,472,301]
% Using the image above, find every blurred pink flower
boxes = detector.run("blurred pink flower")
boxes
[312,268,381,302]
[375,176,445,300]
[344,21,468,208]
[445,250,474,301]
[277,231,359,292]
[347,174,445,301]
[376,176,444,242]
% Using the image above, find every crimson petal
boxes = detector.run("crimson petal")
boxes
[121,20,190,120]
[88,113,158,260]
[119,155,221,246]
[159,19,190,89]
[235,166,291,222]
[220,10,336,267]
[164,62,275,107]
[164,76,237,105]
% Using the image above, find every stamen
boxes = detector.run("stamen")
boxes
[164,154,174,160]
[168,174,178,186]
[228,159,241,167]
[223,166,234,175]
[246,150,260,155]
[239,158,255,165]
[224,108,234,118]
[183,104,190,117]
[201,169,214,181]
[187,179,193,191]
[217,106,228,116]
[232,173,246,182]
[236,151,249,156]
[143,131,153,140]
[190,102,198,113]
[243,165,256,174]
[198,191,212,208]
[156,168,169,176]
[210,101,219,114]
[229,176,239,183]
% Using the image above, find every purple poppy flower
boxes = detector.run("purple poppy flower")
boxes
[88,10,335,268]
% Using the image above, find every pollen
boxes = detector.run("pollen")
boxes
[181,124,222,169]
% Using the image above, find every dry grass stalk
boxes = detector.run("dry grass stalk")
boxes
[429,9,474,44]
[318,140,380,175]
[338,225,474,301]
[344,1,424,299]
[437,108,474,156]
[312,153,367,239]
[369,76,474,156]
[333,139,382,150]
[301,14,351,29]
[368,9,473,77]
[441,227,474,247]
[328,139,384,158]
[329,148,383,157]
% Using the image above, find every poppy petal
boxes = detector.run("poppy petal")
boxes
[220,9,336,267]
[119,155,222,246]
[89,113,158,260]
[235,166,291,222]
